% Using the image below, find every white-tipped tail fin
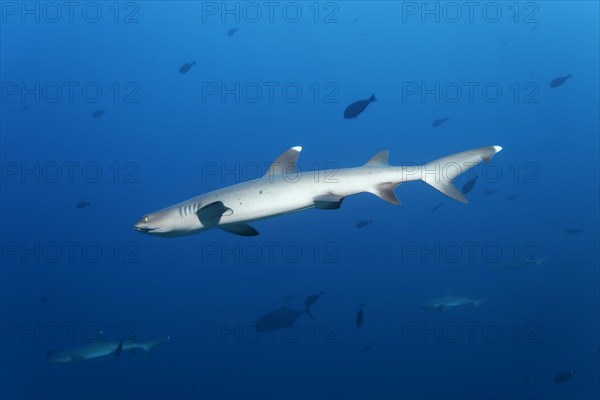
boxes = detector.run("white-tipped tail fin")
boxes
[421,146,502,203]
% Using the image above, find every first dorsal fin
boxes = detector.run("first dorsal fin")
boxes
[264,146,302,179]
[364,150,389,166]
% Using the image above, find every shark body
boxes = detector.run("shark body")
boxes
[46,334,170,363]
[421,295,486,311]
[134,145,502,237]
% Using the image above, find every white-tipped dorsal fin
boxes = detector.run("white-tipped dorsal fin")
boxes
[264,146,302,178]
[364,150,389,166]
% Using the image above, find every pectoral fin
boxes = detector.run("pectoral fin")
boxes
[313,194,344,210]
[220,224,259,236]
[197,201,233,226]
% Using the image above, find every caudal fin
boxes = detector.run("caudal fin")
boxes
[421,146,502,203]
[142,337,170,353]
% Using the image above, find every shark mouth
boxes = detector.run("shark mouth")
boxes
[134,226,157,233]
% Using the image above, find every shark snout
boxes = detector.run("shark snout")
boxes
[134,216,157,233]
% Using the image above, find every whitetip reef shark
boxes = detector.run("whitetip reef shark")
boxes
[134,145,502,237]
[46,332,170,363]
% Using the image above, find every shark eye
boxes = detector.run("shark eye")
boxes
[143,217,148,223]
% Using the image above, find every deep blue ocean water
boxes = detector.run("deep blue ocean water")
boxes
[1,1,599,399]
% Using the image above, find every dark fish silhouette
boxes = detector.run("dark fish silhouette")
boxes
[356,304,364,328]
[227,28,238,36]
[76,201,91,209]
[344,94,376,119]
[550,74,571,88]
[304,291,323,308]
[39,295,49,303]
[461,176,479,194]
[255,306,313,332]
[565,228,583,235]
[92,110,105,118]
[432,117,449,127]
[505,193,521,202]
[179,61,196,74]
[21,103,32,111]
[46,349,58,357]
[356,219,373,228]
[483,189,498,196]
[431,202,444,212]
[360,344,374,353]
[554,370,575,383]
[115,338,124,357]
[521,377,530,385]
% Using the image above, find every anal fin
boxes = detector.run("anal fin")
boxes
[369,182,401,205]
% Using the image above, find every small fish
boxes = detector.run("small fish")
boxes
[554,370,575,383]
[521,377,530,385]
[550,74,572,88]
[92,110,105,118]
[344,94,376,119]
[304,291,324,308]
[360,344,374,353]
[432,117,449,127]
[565,228,583,235]
[179,61,196,74]
[483,189,497,196]
[39,295,49,303]
[76,201,91,209]
[356,304,364,328]
[501,41,508,47]
[505,193,521,202]
[356,219,373,228]
[431,202,444,212]
[461,176,478,194]
[227,28,238,36]
[21,103,32,111]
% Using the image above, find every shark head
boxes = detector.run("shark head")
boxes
[134,208,187,237]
